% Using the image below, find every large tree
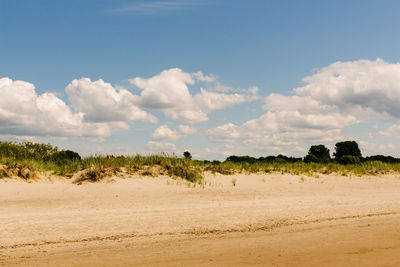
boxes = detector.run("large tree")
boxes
[304,144,331,163]
[333,141,362,160]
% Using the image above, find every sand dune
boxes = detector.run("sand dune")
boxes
[1,173,400,266]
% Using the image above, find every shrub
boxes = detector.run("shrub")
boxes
[52,150,81,164]
[166,165,203,183]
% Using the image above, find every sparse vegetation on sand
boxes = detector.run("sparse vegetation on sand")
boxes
[1,141,400,183]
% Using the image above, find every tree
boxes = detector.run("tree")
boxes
[304,144,331,163]
[183,151,192,159]
[338,155,361,165]
[333,141,361,161]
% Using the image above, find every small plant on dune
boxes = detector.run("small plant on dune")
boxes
[0,168,8,178]
[74,169,104,184]
[232,178,237,186]
[166,165,203,183]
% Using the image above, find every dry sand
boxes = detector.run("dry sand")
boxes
[1,173,400,266]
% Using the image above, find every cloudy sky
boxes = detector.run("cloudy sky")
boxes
[1,0,400,159]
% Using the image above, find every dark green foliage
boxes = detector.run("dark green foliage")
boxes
[0,141,81,164]
[363,155,400,163]
[226,155,256,163]
[183,151,192,159]
[333,141,362,161]
[304,145,331,163]
[226,154,301,164]
[54,150,81,161]
[0,169,8,178]
[338,155,361,165]
[303,154,319,163]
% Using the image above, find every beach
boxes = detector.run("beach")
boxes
[1,173,400,266]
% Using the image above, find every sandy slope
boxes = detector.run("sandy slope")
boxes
[1,173,400,266]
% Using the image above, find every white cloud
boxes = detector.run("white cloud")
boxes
[129,68,257,124]
[0,77,110,138]
[192,71,216,83]
[210,83,259,95]
[208,59,400,153]
[294,58,400,120]
[1,67,254,144]
[377,124,400,137]
[194,88,258,112]
[179,125,197,135]
[164,109,208,124]
[0,135,36,142]
[66,78,157,124]
[150,124,197,141]
[207,123,241,143]
[146,141,177,152]
[129,68,195,109]
[151,125,181,140]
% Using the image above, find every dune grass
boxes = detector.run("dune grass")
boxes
[1,141,400,183]
[2,152,400,181]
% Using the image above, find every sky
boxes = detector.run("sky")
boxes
[1,0,400,159]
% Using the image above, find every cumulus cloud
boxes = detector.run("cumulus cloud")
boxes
[207,123,241,143]
[130,68,195,109]
[179,125,197,135]
[66,78,157,123]
[129,68,258,124]
[377,124,400,137]
[1,67,251,143]
[208,59,400,154]
[151,125,181,140]
[0,77,110,138]
[194,88,258,113]
[294,58,400,120]
[151,124,197,142]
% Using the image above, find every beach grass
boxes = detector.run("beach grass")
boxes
[1,141,400,182]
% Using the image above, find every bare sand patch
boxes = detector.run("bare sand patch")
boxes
[1,173,400,266]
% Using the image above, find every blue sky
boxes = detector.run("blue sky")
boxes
[1,0,400,159]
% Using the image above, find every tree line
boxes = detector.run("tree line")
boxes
[220,141,400,165]
[1,140,399,166]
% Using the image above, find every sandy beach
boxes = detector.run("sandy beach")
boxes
[1,173,400,266]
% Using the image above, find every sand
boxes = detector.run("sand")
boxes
[1,173,400,266]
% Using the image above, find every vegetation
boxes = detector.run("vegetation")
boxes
[304,145,331,163]
[333,141,362,161]
[1,140,400,183]
[183,151,192,159]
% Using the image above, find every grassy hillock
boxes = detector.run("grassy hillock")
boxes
[1,141,400,183]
